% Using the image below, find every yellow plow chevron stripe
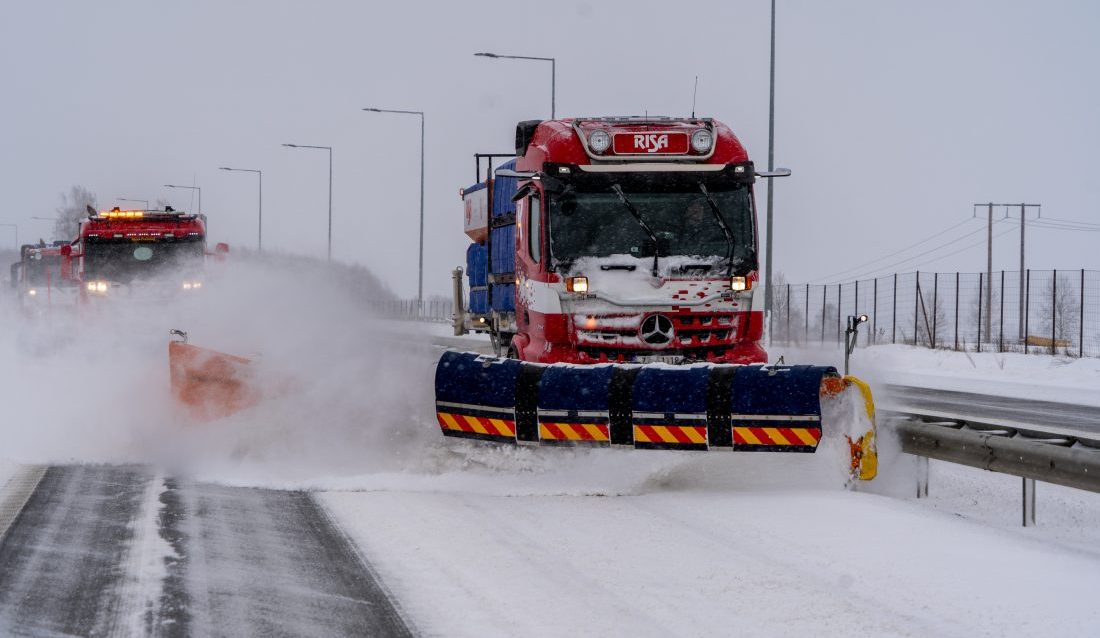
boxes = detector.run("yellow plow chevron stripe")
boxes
[440,413,463,431]
[463,415,488,435]
[489,418,515,436]
[792,428,818,446]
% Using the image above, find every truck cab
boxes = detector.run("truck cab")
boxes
[457,117,770,365]
[70,207,210,299]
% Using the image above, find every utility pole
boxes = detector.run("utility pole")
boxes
[1014,203,1040,340]
[976,202,1040,343]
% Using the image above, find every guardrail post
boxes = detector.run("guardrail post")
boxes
[917,456,929,498]
[1022,478,1036,526]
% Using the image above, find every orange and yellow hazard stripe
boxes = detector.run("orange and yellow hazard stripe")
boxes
[633,424,707,446]
[539,422,609,443]
[732,426,820,447]
[437,412,516,438]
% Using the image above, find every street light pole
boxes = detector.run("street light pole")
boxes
[362,108,426,312]
[474,52,556,118]
[764,0,777,337]
[282,144,333,261]
[117,198,149,209]
[164,184,201,215]
[219,167,263,251]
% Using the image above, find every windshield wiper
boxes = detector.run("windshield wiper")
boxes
[610,184,661,277]
[698,183,736,279]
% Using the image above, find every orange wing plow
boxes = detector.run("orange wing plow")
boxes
[168,331,261,421]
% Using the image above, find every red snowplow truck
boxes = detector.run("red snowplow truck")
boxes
[65,207,225,299]
[454,116,784,364]
[442,117,877,482]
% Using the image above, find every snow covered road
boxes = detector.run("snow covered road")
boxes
[0,465,412,637]
[324,472,1100,638]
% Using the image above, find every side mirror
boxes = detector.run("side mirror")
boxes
[756,168,792,178]
[215,242,230,255]
[61,245,72,256]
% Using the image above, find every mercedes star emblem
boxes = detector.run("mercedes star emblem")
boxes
[639,314,675,348]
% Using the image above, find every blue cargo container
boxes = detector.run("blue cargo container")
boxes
[490,225,515,275]
[466,244,489,314]
[463,159,519,317]
[492,159,518,218]
[492,283,515,312]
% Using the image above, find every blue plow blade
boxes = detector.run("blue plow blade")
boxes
[433,350,836,452]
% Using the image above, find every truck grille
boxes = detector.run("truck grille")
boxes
[574,312,742,361]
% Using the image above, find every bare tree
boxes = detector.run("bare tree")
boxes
[1038,272,1081,349]
[54,185,97,241]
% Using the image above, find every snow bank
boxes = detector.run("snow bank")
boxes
[767,342,1100,406]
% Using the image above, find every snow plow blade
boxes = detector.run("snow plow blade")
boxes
[169,335,260,421]
[435,351,877,481]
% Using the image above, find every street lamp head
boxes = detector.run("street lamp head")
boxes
[282,143,300,148]
[362,108,380,112]
[474,52,498,58]
[219,167,232,171]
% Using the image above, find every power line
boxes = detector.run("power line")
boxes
[809,217,979,284]
[819,221,1000,284]
[1040,215,1100,229]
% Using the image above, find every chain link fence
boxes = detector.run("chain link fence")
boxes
[371,298,454,323]
[775,270,1100,357]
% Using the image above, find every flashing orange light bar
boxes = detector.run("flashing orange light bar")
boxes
[100,209,144,219]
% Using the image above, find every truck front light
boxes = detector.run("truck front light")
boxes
[27,289,37,297]
[566,276,589,293]
[588,130,611,154]
[730,276,750,291]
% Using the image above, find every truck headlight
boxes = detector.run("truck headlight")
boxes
[566,276,589,293]
[588,130,611,154]
[87,281,108,293]
[27,289,37,297]
[691,128,713,153]
[182,281,203,291]
[730,276,750,291]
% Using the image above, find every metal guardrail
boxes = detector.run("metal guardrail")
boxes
[888,412,1100,493]
[885,411,1100,525]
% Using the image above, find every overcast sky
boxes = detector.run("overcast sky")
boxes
[2,1,1098,297]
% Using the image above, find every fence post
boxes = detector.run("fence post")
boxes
[805,284,810,343]
[1052,269,1058,355]
[892,273,897,344]
[914,271,920,346]
[872,278,878,346]
[821,285,827,342]
[785,283,791,344]
[999,270,1005,353]
[931,272,938,349]
[1081,269,1086,358]
[954,272,960,351]
[836,283,842,345]
[1024,269,1030,354]
[977,272,984,353]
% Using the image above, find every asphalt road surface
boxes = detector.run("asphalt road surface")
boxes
[881,384,1100,435]
[0,465,412,637]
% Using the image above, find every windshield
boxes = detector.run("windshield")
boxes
[549,187,755,270]
[84,238,204,283]
[25,254,63,285]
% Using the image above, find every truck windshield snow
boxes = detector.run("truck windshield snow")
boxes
[549,187,755,270]
[84,238,204,283]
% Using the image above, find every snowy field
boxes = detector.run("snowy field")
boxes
[3,262,1100,637]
